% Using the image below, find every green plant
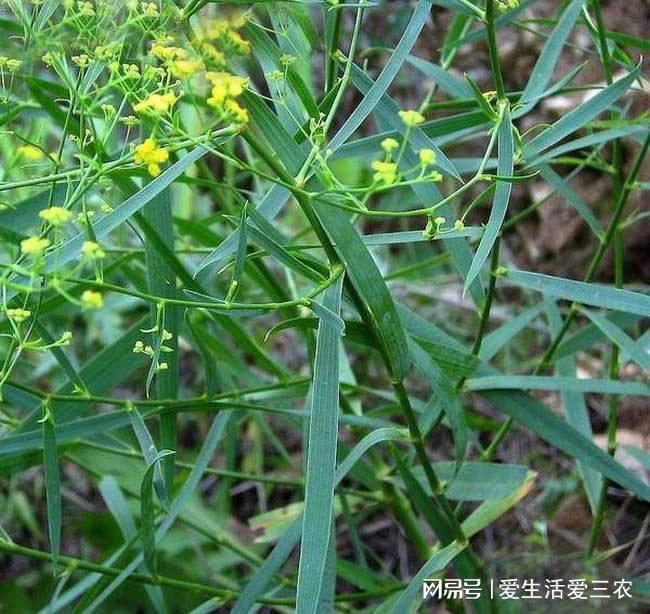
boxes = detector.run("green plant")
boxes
[0,0,648,611]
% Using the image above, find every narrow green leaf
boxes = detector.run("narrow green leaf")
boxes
[555,311,642,360]
[296,276,343,614]
[315,206,411,380]
[98,477,168,613]
[517,0,585,114]
[42,406,61,570]
[41,145,211,275]
[528,124,648,167]
[406,55,472,99]
[523,66,640,159]
[194,185,290,280]
[129,409,169,509]
[410,340,467,468]
[390,541,465,613]
[479,304,544,361]
[84,412,232,612]
[329,0,433,151]
[139,188,179,487]
[464,104,513,292]
[539,165,602,236]
[466,375,649,396]
[581,308,650,369]
[478,389,650,500]
[545,299,601,513]
[402,461,530,501]
[232,427,407,613]
[140,449,175,577]
[461,470,536,537]
[504,269,650,316]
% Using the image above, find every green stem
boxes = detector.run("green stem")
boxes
[485,0,507,101]
[471,237,501,357]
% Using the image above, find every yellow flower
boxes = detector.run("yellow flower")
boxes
[134,138,169,177]
[17,145,44,160]
[122,63,140,79]
[151,43,187,61]
[82,240,106,259]
[203,17,251,55]
[0,56,21,71]
[200,42,225,66]
[454,220,465,231]
[381,138,399,154]
[418,148,436,167]
[399,109,425,128]
[141,2,159,18]
[224,99,249,124]
[6,308,31,323]
[81,289,103,310]
[170,58,204,79]
[496,0,519,12]
[371,160,399,185]
[39,206,72,226]
[227,30,251,55]
[133,92,177,115]
[72,54,90,67]
[206,72,247,105]
[20,236,50,255]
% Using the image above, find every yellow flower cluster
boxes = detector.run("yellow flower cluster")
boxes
[199,41,225,67]
[20,236,50,255]
[151,43,186,62]
[0,56,22,71]
[151,42,204,79]
[418,148,436,167]
[496,0,519,12]
[170,58,204,79]
[82,240,106,259]
[381,138,399,154]
[133,92,177,115]
[371,161,399,185]
[139,2,159,18]
[206,72,248,124]
[399,109,425,128]
[134,138,169,177]
[39,206,72,226]
[6,308,31,323]
[81,289,103,310]
[203,16,251,55]
[17,145,44,160]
